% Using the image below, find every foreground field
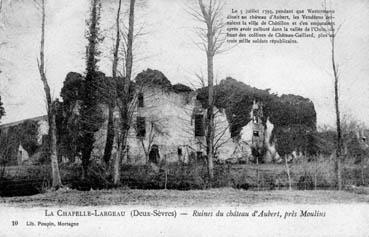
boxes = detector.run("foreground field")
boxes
[1,188,369,207]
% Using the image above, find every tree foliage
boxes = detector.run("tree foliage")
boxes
[197,77,317,155]
[315,117,369,163]
[57,71,112,163]
[18,120,39,156]
[56,72,85,162]
[80,0,105,177]
[135,68,171,88]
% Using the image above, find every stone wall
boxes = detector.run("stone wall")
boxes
[94,85,235,164]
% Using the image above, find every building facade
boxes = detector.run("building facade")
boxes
[0,83,282,166]
[94,83,235,164]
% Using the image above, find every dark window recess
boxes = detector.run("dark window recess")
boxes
[136,116,146,137]
[138,92,144,107]
[194,114,205,137]
[149,144,160,164]
[253,131,259,137]
[177,147,182,156]
[196,151,203,161]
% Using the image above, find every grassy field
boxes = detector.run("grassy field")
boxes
[1,160,369,198]
[1,187,369,207]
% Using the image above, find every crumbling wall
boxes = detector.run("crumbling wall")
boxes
[94,85,234,164]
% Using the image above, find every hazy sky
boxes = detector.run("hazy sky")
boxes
[1,0,368,128]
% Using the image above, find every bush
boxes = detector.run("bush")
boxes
[297,173,314,190]
[0,165,51,197]
[291,155,336,188]
[119,162,209,190]
[60,161,113,191]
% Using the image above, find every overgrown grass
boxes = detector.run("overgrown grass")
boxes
[120,156,369,191]
[1,155,368,197]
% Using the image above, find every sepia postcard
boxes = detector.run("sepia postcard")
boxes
[0,0,368,236]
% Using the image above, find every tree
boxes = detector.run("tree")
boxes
[80,0,104,178]
[137,116,169,163]
[33,0,62,189]
[18,120,40,156]
[113,0,136,185]
[180,100,232,164]
[340,114,368,185]
[196,77,317,163]
[190,0,226,182]
[58,72,85,162]
[189,73,234,162]
[189,0,228,182]
[101,0,122,166]
[323,0,343,190]
[102,0,122,166]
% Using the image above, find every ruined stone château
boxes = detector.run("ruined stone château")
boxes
[93,81,235,164]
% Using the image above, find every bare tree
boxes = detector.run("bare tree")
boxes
[33,0,62,189]
[102,0,122,165]
[323,0,343,190]
[113,0,136,185]
[185,108,232,159]
[179,74,234,165]
[189,0,226,182]
[104,0,145,166]
[113,84,139,184]
[137,116,168,163]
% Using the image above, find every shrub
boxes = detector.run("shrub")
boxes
[297,173,314,190]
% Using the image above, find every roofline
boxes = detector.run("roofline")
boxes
[0,115,47,129]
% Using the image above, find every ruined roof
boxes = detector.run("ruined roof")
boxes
[172,83,193,93]
[135,68,193,94]
[135,68,172,89]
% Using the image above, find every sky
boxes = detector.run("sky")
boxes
[0,0,368,128]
